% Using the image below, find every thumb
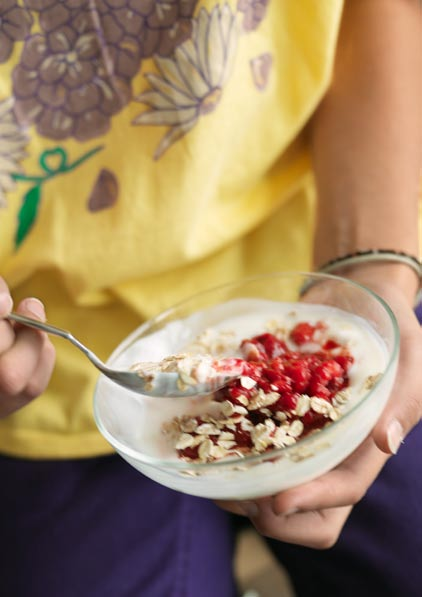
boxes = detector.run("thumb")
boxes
[374,416,405,455]
[371,352,422,455]
[367,290,422,455]
[373,397,421,455]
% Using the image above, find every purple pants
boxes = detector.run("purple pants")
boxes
[268,421,422,596]
[0,455,237,597]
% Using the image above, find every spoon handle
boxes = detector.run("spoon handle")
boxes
[7,312,108,373]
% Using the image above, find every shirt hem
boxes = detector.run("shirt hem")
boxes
[0,427,115,460]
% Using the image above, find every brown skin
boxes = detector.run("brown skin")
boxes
[218,0,422,548]
[313,0,421,276]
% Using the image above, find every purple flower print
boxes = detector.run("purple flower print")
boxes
[237,0,269,32]
[12,20,138,141]
[24,1,199,58]
[135,0,199,58]
[250,53,272,91]
[23,0,86,33]
[12,1,200,141]
[0,0,33,64]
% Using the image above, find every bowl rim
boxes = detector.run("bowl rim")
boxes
[93,271,400,470]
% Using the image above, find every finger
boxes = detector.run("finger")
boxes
[272,436,388,515]
[0,277,14,350]
[248,498,352,549]
[372,328,422,455]
[0,332,44,396]
[0,337,56,417]
[0,299,48,397]
[0,277,13,317]
[215,499,260,518]
[0,319,15,354]
[16,296,47,326]
[0,295,47,357]
[21,337,56,401]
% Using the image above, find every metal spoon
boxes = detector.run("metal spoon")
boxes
[7,312,238,397]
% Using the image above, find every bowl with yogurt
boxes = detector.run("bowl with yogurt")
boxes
[93,272,399,500]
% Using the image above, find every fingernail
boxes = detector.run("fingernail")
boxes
[387,419,404,454]
[0,292,13,315]
[25,298,46,321]
[241,501,259,518]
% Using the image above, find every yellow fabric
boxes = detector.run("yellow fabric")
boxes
[0,0,344,458]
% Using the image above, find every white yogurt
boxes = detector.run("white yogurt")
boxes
[110,299,388,461]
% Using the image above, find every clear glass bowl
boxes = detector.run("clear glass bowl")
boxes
[93,272,399,500]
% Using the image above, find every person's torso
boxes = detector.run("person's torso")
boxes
[0,0,344,457]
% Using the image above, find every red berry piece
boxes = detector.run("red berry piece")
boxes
[290,322,317,345]
[271,374,293,394]
[179,445,199,460]
[313,360,343,383]
[308,379,331,399]
[240,340,267,361]
[302,410,328,431]
[255,333,288,358]
[323,339,340,351]
[276,392,299,411]
[262,367,281,383]
[334,354,355,372]
[284,362,311,393]
[269,358,285,373]
[256,379,275,394]
[234,425,253,448]
[226,385,252,404]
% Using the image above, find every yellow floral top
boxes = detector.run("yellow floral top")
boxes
[0,0,344,458]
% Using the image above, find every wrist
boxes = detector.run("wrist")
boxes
[332,262,420,306]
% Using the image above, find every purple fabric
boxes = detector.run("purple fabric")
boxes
[268,422,422,596]
[0,455,236,597]
[268,305,422,596]
[415,300,422,323]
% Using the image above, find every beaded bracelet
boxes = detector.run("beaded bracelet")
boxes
[301,249,422,299]
[318,249,421,280]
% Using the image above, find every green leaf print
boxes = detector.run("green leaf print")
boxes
[15,184,41,247]
[12,144,103,249]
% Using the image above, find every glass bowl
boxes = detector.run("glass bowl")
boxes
[93,272,399,500]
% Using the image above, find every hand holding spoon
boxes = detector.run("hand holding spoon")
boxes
[7,313,240,398]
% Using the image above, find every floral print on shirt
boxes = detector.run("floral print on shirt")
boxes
[250,52,272,91]
[3,1,271,147]
[237,0,269,32]
[0,1,272,245]
[87,168,119,212]
[0,1,33,64]
[133,3,239,160]
[11,1,199,141]
[0,98,29,208]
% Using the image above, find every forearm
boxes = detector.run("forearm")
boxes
[310,0,422,301]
